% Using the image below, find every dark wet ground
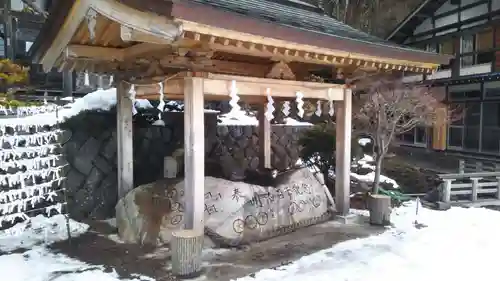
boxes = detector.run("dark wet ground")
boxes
[48,218,383,281]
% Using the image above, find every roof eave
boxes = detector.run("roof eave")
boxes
[171,1,450,67]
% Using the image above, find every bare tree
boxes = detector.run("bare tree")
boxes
[352,75,461,194]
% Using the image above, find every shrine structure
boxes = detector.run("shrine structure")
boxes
[29,0,450,273]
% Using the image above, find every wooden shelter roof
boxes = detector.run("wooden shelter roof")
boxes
[30,0,451,75]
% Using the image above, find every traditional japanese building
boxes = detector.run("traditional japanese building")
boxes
[388,0,500,156]
[29,0,448,271]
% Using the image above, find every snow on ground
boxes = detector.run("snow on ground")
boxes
[0,215,152,281]
[234,201,500,281]
[0,215,88,252]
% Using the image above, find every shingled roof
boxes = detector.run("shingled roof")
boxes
[189,0,409,49]
[30,0,451,69]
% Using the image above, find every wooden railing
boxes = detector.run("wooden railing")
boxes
[458,159,500,174]
[439,172,500,204]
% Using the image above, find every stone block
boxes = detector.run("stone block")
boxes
[64,169,85,193]
[435,201,451,211]
[100,138,117,161]
[335,213,359,224]
[93,155,112,174]
[85,167,104,192]
[115,167,329,247]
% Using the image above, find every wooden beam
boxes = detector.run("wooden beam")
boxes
[258,106,272,169]
[334,88,352,216]
[133,73,345,100]
[40,0,91,72]
[136,92,265,104]
[201,73,345,100]
[266,61,296,80]
[123,43,171,60]
[41,0,183,71]
[92,0,182,43]
[65,44,124,61]
[180,21,440,71]
[116,81,134,199]
[120,25,177,45]
[62,44,270,77]
[183,76,205,230]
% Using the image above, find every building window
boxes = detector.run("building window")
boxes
[484,81,500,98]
[461,34,475,67]
[448,83,482,100]
[481,102,500,153]
[398,126,427,146]
[426,44,438,53]
[476,29,493,51]
[439,39,454,69]
[464,103,481,150]
[447,97,481,152]
[460,29,494,67]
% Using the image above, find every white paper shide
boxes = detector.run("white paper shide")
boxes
[0,106,66,233]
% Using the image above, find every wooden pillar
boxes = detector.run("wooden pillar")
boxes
[258,106,272,169]
[335,88,352,216]
[116,81,134,199]
[183,77,205,230]
[3,0,14,60]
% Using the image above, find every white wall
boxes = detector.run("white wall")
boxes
[461,4,487,21]
[10,0,47,11]
[494,0,500,11]
[435,1,457,15]
[415,18,433,34]
[10,0,24,11]
[413,0,488,36]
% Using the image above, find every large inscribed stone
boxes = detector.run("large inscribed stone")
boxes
[116,167,330,246]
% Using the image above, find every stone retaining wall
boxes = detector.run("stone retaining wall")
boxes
[60,110,311,220]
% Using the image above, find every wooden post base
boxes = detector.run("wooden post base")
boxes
[369,194,391,226]
[171,229,204,278]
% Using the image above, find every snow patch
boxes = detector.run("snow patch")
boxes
[0,214,88,252]
[0,213,153,281]
[217,112,312,126]
[234,202,500,281]
[358,138,371,146]
[0,247,152,281]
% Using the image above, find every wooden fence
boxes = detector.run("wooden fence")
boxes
[439,171,500,204]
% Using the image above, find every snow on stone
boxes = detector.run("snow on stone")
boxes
[217,111,312,126]
[356,154,375,170]
[351,154,399,189]
[234,202,500,281]
[0,214,88,252]
[0,88,218,128]
[350,171,400,188]
[300,153,400,189]
[358,138,371,146]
